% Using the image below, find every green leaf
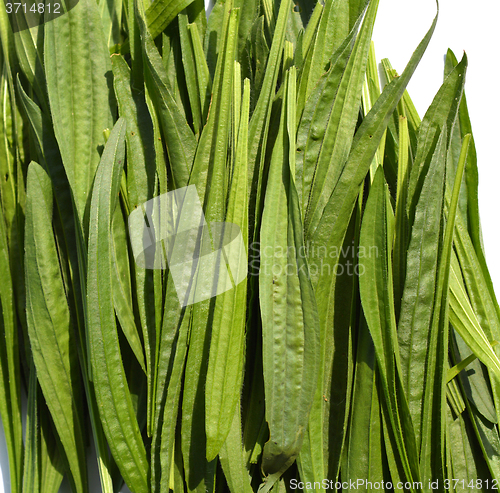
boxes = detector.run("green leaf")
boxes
[219,403,254,493]
[308,7,438,291]
[295,20,359,213]
[305,0,378,237]
[406,56,467,224]
[188,22,212,123]
[38,400,65,493]
[146,0,195,41]
[258,67,320,491]
[298,208,358,485]
[22,364,39,493]
[25,161,88,493]
[450,330,497,424]
[380,57,421,155]
[397,129,447,445]
[449,258,500,381]
[299,0,351,107]
[0,61,28,374]
[181,4,239,490]
[248,16,269,102]
[154,311,191,493]
[137,1,196,189]
[451,194,500,425]
[87,118,149,493]
[178,12,203,135]
[466,402,500,482]
[419,133,470,487]
[446,406,492,490]
[205,78,250,460]
[111,52,157,434]
[393,114,410,318]
[16,75,116,493]
[44,0,115,226]
[248,0,290,230]
[359,166,419,486]
[342,317,385,488]
[15,78,80,297]
[298,16,437,488]
[111,204,146,373]
[13,25,48,115]
[0,77,23,493]
[99,0,123,49]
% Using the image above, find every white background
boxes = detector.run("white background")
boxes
[1,0,499,491]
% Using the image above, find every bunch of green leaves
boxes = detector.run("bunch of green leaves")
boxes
[1,0,500,491]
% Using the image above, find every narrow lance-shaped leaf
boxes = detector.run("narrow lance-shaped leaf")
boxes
[87,118,149,493]
[146,0,195,41]
[419,134,471,488]
[0,183,23,493]
[148,130,194,493]
[309,7,438,292]
[406,55,467,223]
[297,0,351,108]
[44,0,115,227]
[451,189,500,426]
[380,57,421,156]
[146,54,196,493]
[342,317,385,489]
[178,11,203,135]
[448,49,496,312]
[305,0,379,237]
[25,161,88,493]
[297,202,358,485]
[304,39,439,483]
[259,67,320,492]
[137,0,196,189]
[112,52,158,435]
[0,3,16,70]
[219,404,254,493]
[295,17,360,212]
[446,405,492,489]
[450,327,497,425]
[187,22,212,123]
[181,4,239,490]
[465,399,500,483]
[443,96,500,429]
[1,61,29,371]
[449,255,500,380]
[358,167,420,486]
[296,11,438,488]
[111,204,146,373]
[248,0,290,231]
[393,114,410,318]
[38,399,65,493]
[397,129,447,445]
[155,311,191,493]
[247,16,269,105]
[16,76,83,335]
[16,73,115,493]
[0,65,17,246]
[22,363,39,493]
[13,23,49,115]
[205,78,250,461]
